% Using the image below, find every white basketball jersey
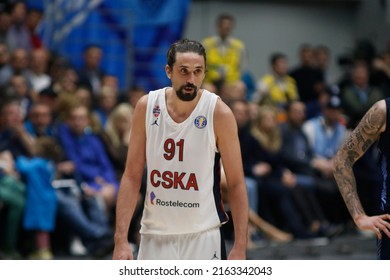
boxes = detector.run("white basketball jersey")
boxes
[141,88,228,235]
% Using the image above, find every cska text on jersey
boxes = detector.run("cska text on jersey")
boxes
[150,170,199,191]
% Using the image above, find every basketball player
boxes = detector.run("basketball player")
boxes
[112,39,248,260]
[333,99,390,259]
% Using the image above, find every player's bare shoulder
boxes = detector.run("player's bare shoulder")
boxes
[213,98,237,142]
[132,94,149,117]
[134,94,149,110]
[214,99,236,128]
[130,94,149,133]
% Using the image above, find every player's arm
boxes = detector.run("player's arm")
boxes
[333,99,390,239]
[113,95,148,260]
[214,98,248,260]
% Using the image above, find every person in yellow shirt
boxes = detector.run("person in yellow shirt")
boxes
[253,53,298,107]
[252,53,299,122]
[202,13,248,101]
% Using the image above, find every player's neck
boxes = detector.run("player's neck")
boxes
[165,88,202,123]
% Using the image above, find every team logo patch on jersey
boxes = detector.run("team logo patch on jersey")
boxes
[150,191,156,205]
[194,115,207,129]
[152,105,160,126]
[153,105,160,118]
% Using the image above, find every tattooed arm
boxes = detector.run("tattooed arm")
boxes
[333,100,390,239]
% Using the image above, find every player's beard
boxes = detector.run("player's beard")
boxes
[176,83,198,102]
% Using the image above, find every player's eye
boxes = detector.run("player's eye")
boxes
[194,69,202,76]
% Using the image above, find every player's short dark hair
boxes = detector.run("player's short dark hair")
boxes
[166,39,206,69]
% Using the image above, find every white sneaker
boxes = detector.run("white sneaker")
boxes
[70,237,87,256]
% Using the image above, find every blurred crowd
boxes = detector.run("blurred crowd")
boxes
[0,2,389,259]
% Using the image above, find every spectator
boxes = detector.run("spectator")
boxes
[26,47,51,95]
[74,85,95,109]
[6,1,31,52]
[47,55,70,88]
[100,102,145,246]
[314,45,334,85]
[229,99,261,215]
[73,85,103,134]
[53,174,115,258]
[302,94,350,224]
[340,63,385,129]
[54,89,82,124]
[371,50,390,94]
[25,8,43,49]
[245,104,313,238]
[6,73,34,119]
[77,44,105,96]
[0,41,9,72]
[0,47,29,87]
[253,53,298,105]
[0,11,10,44]
[202,13,248,98]
[252,52,298,121]
[15,137,60,260]
[101,75,119,94]
[229,98,293,246]
[0,150,25,259]
[0,100,36,158]
[93,86,118,128]
[24,102,56,137]
[36,87,59,121]
[19,97,114,259]
[57,104,119,212]
[290,44,325,119]
[280,100,344,236]
[280,101,313,176]
[55,67,79,96]
[102,103,133,180]
[125,85,147,108]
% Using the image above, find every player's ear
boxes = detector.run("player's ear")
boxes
[165,65,171,79]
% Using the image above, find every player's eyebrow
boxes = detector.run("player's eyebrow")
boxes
[178,65,204,69]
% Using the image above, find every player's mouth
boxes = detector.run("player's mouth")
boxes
[183,86,195,92]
